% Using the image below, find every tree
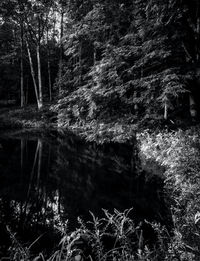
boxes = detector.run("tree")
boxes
[1,0,200,123]
[22,0,49,109]
[18,0,59,108]
[57,0,200,126]
[0,1,21,103]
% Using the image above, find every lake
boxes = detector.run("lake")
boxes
[0,130,171,257]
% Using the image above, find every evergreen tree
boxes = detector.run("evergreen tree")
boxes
[57,0,200,126]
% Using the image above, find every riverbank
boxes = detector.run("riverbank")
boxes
[0,105,57,130]
[0,105,194,142]
[6,127,200,260]
[138,129,200,261]
[0,106,138,142]
[1,107,200,260]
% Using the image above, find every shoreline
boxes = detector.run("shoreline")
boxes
[0,105,196,143]
[1,106,200,259]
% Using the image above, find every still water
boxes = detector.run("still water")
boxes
[0,130,170,256]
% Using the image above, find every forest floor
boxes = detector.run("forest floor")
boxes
[0,105,194,141]
[0,105,57,130]
[0,105,140,143]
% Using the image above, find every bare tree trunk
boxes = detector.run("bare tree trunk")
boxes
[20,23,25,108]
[58,10,64,94]
[164,101,168,120]
[196,1,200,62]
[48,59,52,102]
[53,16,56,39]
[47,27,52,101]
[21,139,25,175]
[25,39,41,109]
[36,44,43,108]
[37,139,42,191]
[26,78,29,105]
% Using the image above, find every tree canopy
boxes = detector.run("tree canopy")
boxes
[0,0,200,123]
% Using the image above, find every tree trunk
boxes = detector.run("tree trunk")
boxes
[26,78,29,105]
[36,44,43,108]
[189,94,197,118]
[21,138,25,175]
[20,23,25,108]
[48,58,52,102]
[79,42,82,84]
[37,139,42,191]
[58,10,64,94]
[196,0,200,62]
[164,101,168,120]
[196,17,200,61]
[47,27,52,101]
[25,39,41,109]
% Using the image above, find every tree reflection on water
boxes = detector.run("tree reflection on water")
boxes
[0,132,171,255]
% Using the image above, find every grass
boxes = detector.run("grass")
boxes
[0,106,137,143]
[0,105,57,130]
[6,209,175,261]
[137,128,200,260]
[2,106,200,260]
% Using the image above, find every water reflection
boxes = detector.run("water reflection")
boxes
[0,132,171,255]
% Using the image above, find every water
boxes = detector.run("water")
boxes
[0,130,171,256]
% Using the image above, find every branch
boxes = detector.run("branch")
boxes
[182,42,194,62]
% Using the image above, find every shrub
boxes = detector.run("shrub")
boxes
[137,129,200,260]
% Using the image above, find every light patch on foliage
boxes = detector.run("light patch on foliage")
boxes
[137,129,200,260]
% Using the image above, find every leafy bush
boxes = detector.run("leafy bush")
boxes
[137,128,200,260]
[7,208,180,261]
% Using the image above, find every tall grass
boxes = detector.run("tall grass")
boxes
[6,127,200,260]
[6,209,176,261]
[138,128,200,261]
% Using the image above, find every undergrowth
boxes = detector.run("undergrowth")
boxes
[6,209,180,261]
[2,108,200,260]
[0,105,57,129]
[137,128,200,261]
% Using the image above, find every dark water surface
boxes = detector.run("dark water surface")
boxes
[0,130,171,256]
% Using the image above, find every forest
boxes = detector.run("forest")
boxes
[1,0,200,130]
[1,0,200,260]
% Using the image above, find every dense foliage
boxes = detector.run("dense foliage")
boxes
[0,0,60,107]
[1,0,200,125]
[55,0,200,128]
[1,1,200,260]
[138,129,200,260]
